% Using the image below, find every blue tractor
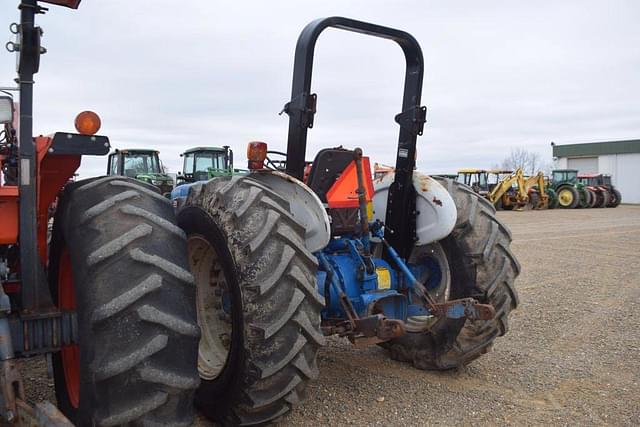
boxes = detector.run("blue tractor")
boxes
[174,17,520,426]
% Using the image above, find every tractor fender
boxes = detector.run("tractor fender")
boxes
[170,182,191,209]
[372,171,456,245]
[250,170,331,253]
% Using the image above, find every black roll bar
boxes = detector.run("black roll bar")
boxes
[283,16,426,258]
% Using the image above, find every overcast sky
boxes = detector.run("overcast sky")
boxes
[1,0,639,178]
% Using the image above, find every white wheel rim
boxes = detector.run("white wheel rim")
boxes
[187,235,233,381]
[406,242,451,332]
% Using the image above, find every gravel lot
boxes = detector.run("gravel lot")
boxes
[20,205,640,426]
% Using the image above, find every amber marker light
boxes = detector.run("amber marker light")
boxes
[74,111,101,135]
[247,141,268,170]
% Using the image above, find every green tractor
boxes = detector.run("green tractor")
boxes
[172,146,236,209]
[176,146,235,185]
[107,148,174,196]
[549,169,591,209]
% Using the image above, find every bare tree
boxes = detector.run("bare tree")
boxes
[500,147,541,175]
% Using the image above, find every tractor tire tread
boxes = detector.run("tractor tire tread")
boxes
[184,176,322,426]
[586,189,598,208]
[557,185,580,209]
[52,176,199,426]
[611,189,622,207]
[601,189,611,208]
[546,188,559,209]
[384,178,519,371]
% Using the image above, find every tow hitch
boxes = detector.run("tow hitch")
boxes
[430,298,496,320]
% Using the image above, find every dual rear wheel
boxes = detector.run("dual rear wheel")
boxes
[579,188,593,208]
[593,189,611,208]
[586,189,598,208]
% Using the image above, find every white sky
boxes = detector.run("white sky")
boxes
[1,0,639,178]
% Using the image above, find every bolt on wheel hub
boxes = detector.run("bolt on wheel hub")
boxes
[558,189,574,206]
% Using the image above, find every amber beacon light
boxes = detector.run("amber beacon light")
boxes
[247,141,268,170]
[74,111,101,135]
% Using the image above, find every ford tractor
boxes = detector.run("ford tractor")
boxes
[107,148,174,196]
[173,17,519,425]
[0,1,198,424]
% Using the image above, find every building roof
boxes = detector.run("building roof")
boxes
[553,139,640,158]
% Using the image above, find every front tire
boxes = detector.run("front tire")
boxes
[49,176,199,426]
[546,189,559,209]
[178,176,323,426]
[383,178,520,369]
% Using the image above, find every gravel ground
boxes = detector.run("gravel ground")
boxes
[19,205,640,426]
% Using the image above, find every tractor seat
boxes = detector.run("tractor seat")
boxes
[306,147,359,236]
[306,147,354,202]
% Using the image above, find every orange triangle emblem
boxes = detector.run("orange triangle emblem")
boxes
[326,157,374,209]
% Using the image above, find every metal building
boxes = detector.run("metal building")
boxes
[552,139,640,204]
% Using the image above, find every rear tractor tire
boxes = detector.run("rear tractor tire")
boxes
[177,176,323,426]
[593,190,605,208]
[601,189,612,208]
[49,176,200,426]
[382,178,520,370]
[586,189,598,208]
[578,187,591,209]
[557,185,579,209]
[608,189,622,207]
